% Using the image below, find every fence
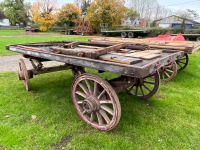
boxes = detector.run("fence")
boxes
[0,26,24,30]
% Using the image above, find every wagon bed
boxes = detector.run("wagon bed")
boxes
[6,41,184,131]
[89,37,200,54]
[6,41,183,78]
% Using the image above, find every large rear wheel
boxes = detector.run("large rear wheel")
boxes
[72,73,121,131]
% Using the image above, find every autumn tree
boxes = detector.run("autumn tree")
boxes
[30,0,57,31]
[85,0,127,31]
[57,3,81,27]
[125,8,140,18]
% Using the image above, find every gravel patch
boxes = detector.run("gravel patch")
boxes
[0,55,64,72]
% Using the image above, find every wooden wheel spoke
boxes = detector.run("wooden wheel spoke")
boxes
[93,82,98,97]
[96,111,103,125]
[78,83,89,96]
[136,85,138,96]
[75,91,87,98]
[179,58,186,61]
[166,69,173,73]
[140,85,145,96]
[164,71,170,78]
[82,110,87,115]
[100,104,114,115]
[179,61,186,64]
[143,83,152,92]
[144,80,155,85]
[97,89,106,99]
[177,62,183,68]
[162,72,165,80]
[85,79,93,95]
[99,100,113,104]
[128,85,135,92]
[77,101,84,105]
[99,109,111,124]
[90,112,95,122]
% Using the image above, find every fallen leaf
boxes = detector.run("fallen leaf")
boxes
[19,114,23,117]
[5,115,9,118]
[31,115,36,120]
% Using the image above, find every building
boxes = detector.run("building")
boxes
[0,19,10,26]
[122,17,147,28]
[154,15,200,29]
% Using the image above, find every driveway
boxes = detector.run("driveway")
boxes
[0,55,63,72]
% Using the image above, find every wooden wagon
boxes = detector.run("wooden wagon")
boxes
[6,41,184,131]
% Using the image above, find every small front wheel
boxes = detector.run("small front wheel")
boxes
[125,70,160,99]
[176,53,189,70]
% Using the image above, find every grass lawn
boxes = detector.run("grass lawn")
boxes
[0,36,90,56]
[0,30,26,36]
[0,49,200,149]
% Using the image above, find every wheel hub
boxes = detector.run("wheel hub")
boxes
[137,78,144,85]
[82,96,100,113]
[18,71,25,80]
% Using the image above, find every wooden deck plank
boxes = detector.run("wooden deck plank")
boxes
[98,54,143,65]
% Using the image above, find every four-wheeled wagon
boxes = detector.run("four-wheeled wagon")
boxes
[6,40,184,131]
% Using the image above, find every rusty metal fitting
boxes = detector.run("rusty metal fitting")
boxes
[177,54,181,59]
[167,57,172,64]
[154,62,161,69]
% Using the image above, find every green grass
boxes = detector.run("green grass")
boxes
[0,30,26,36]
[0,51,200,149]
[0,36,90,56]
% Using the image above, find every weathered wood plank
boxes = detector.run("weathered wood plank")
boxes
[141,54,161,60]
[98,54,143,65]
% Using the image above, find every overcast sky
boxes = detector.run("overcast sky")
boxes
[1,0,200,15]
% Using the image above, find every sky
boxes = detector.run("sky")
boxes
[1,0,200,16]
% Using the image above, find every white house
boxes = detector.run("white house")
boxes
[0,19,10,26]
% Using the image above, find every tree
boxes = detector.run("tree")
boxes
[74,0,86,10]
[4,8,19,25]
[0,2,4,11]
[85,0,127,31]
[81,0,90,18]
[127,0,173,21]
[30,0,57,31]
[175,9,199,32]
[57,3,81,27]
[125,8,140,18]
[1,0,31,26]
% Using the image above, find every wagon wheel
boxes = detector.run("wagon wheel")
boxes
[125,70,160,99]
[18,59,31,91]
[72,73,121,131]
[157,61,177,81]
[176,53,189,70]
[72,67,86,78]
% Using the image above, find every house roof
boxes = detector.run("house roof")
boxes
[155,15,200,24]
